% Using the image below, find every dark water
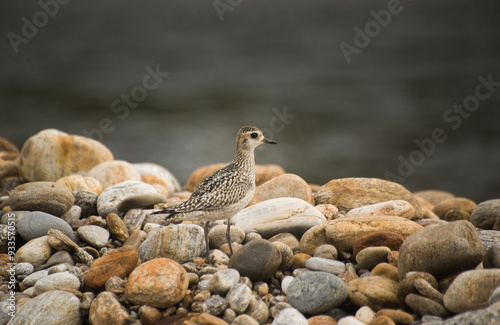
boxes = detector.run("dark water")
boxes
[2,1,500,201]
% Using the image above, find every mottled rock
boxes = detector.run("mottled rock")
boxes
[414,278,443,304]
[56,174,102,194]
[432,197,476,221]
[314,178,423,219]
[347,276,401,311]
[269,233,300,251]
[204,294,228,316]
[97,181,158,217]
[287,271,348,314]
[34,271,80,294]
[9,182,74,216]
[125,258,188,308]
[397,272,438,303]
[208,225,245,249]
[72,189,98,218]
[133,162,181,195]
[138,224,205,264]
[228,239,281,281]
[14,236,53,268]
[405,294,449,318]
[478,230,500,251]
[273,308,308,325]
[273,242,294,271]
[398,220,484,280]
[299,223,330,255]
[77,225,110,248]
[346,200,415,220]
[304,257,345,275]
[441,302,500,325]
[106,213,129,242]
[22,269,49,287]
[355,306,376,324]
[313,244,338,260]
[352,232,404,258]
[249,173,314,206]
[19,129,113,182]
[314,204,339,221]
[89,291,130,325]
[226,283,253,313]
[356,247,391,270]
[245,298,269,324]
[370,263,399,282]
[233,198,326,239]
[123,209,147,232]
[88,160,140,189]
[413,190,455,206]
[208,269,240,295]
[470,199,500,230]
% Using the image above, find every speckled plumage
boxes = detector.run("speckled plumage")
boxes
[152,126,276,258]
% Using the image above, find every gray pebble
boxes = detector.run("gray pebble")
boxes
[77,225,110,248]
[14,263,34,276]
[34,271,80,295]
[226,283,253,313]
[203,295,227,316]
[272,308,307,325]
[17,211,75,242]
[304,257,345,275]
[22,269,49,287]
[208,269,240,295]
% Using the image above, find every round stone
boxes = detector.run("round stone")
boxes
[73,189,98,218]
[88,160,140,189]
[77,225,110,248]
[287,271,348,314]
[22,269,49,287]
[346,200,415,220]
[432,197,476,221]
[208,225,245,249]
[304,257,345,275]
[352,232,404,258]
[203,294,228,316]
[89,291,130,324]
[248,173,314,206]
[228,239,281,281]
[405,294,449,318]
[15,236,53,268]
[14,262,34,276]
[272,308,308,325]
[125,258,188,308]
[313,244,338,260]
[356,246,391,270]
[133,162,182,195]
[207,268,240,295]
[370,263,399,282]
[226,283,253,313]
[375,309,414,325]
[470,199,500,229]
[273,242,294,271]
[269,233,300,251]
[56,174,103,195]
[347,276,401,311]
[246,299,269,324]
[97,180,159,217]
[106,213,129,242]
[17,211,75,242]
[233,314,259,325]
[34,271,80,294]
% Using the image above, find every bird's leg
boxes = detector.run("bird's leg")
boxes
[204,222,211,264]
[227,219,233,256]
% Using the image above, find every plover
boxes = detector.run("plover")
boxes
[152,126,276,260]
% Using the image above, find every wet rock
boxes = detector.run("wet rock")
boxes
[14,236,53,268]
[228,239,281,281]
[348,276,401,311]
[133,162,181,195]
[34,271,80,295]
[208,225,245,249]
[56,174,102,195]
[77,225,110,248]
[17,211,74,242]
[89,291,130,325]
[470,199,500,230]
[18,129,113,182]
[249,173,314,206]
[273,308,308,325]
[226,283,253,313]
[432,197,476,221]
[233,198,326,239]
[138,224,204,264]
[304,257,345,275]
[346,200,415,220]
[125,258,188,308]
[9,181,74,217]
[356,247,391,270]
[352,232,404,258]
[398,220,484,280]
[287,271,348,314]
[208,269,240,295]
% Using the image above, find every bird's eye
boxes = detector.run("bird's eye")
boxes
[251,132,258,139]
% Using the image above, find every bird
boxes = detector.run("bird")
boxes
[151,126,276,261]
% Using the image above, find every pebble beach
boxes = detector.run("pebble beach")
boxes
[0,128,499,325]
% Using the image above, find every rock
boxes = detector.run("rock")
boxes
[226,283,253,313]
[478,230,500,251]
[314,178,423,219]
[133,162,182,195]
[489,287,500,305]
[287,271,348,314]
[313,244,338,260]
[249,173,314,206]
[208,225,245,249]
[355,306,376,324]
[138,305,162,325]
[15,236,53,268]
[246,298,269,324]
[47,229,94,265]
[314,204,339,221]
[19,129,113,182]
[470,199,500,230]
[484,242,500,269]
[97,180,159,217]
[397,272,438,303]
[89,291,130,325]
[88,160,140,189]
[299,223,330,255]
[233,314,259,325]
[405,294,449,318]
[208,269,240,295]
[72,189,98,218]
[140,174,170,198]
[376,309,413,325]
[273,308,308,325]
[269,233,300,251]
[9,181,74,216]
[34,271,80,294]
[77,225,110,248]
[138,224,205,263]
[0,137,19,177]
[338,316,365,325]
[413,190,455,206]
[16,211,74,242]
[441,302,500,325]
[84,246,139,289]
[347,276,401,311]
[232,198,326,239]
[117,193,167,213]
[9,290,82,325]
[106,213,129,242]
[22,269,49,287]
[414,278,443,304]
[370,263,399,282]
[14,262,34,276]
[56,175,102,194]
[398,220,484,280]
[326,216,423,251]
[273,242,294,271]
[443,269,500,313]
[352,232,404,258]
[304,257,345,275]
[432,197,476,221]
[187,313,230,325]
[346,200,415,220]
[356,247,391,270]
[204,294,228,316]
[228,239,281,281]
[307,315,337,325]
[125,258,188,308]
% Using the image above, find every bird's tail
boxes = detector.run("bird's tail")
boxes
[150,209,176,221]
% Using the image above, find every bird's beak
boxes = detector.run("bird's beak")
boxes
[262,138,277,144]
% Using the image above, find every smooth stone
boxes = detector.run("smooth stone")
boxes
[273,242,294,270]
[489,287,500,305]
[484,242,500,269]
[443,269,500,313]
[299,223,330,255]
[140,174,170,198]
[106,213,129,242]
[293,253,312,269]
[228,239,281,281]
[441,302,500,325]
[116,193,167,213]
[14,263,34,276]
[17,211,75,242]
[352,232,404,257]
[413,190,455,206]
[314,204,339,221]
[33,271,80,294]
[233,314,259,325]
[398,220,484,280]
[248,173,314,206]
[61,205,82,225]
[371,316,396,325]
[326,216,423,251]
[15,236,53,268]
[355,306,376,324]
[269,233,300,251]
[133,162,182,195]
[307,315,337,325]
[138,305,162,325]
[232,198,326,239]
[356,246,391,270]
[313,244,338,260]
[287,271,348,314]
[414,279,443,304]
[208,269,240,295]
[22,269,49,287]
[376,309,414,325]
[126,258,188,308]
[273,308,308,325]
[204,295,228,316]
[97,180,159,217]
[9,290,82,325]
[405,294,449,318]
[77,225,110,248]
[18,129,113,182]
[9,181,74,217]
[89,291,130,325]
[338,316,366,325]
[304,257,345,275]
[314,178,423,219]
[226,283,253,313]
[56,174,102,194]
[208,249,230,265]
[347,276,401,311]
[84,246,139,289]
[346,200,415,220]
[123,229,147,249]
[432,197,476,221]
[208,225,245,249]
[397,272,438,303]
[370,263,399,282]
[88,160,140,189]
[245,299,269,324]
[478,230,500,251]
[282,276,294,295]
[470,199,500,230]
[138,224,205,264]
[123,209,147,232]
[72,189,98,218]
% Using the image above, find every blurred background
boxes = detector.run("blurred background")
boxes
[2,1,500,202]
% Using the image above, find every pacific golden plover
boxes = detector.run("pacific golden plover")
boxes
[152,126,276,260]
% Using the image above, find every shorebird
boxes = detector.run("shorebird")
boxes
[151,126,276,260]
